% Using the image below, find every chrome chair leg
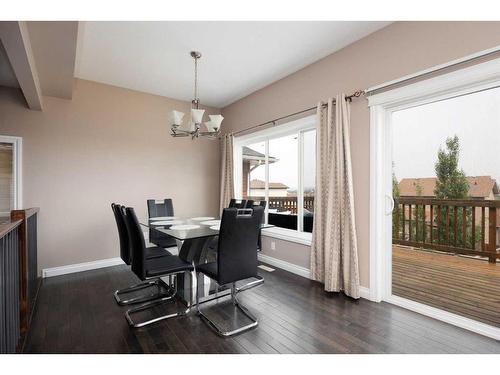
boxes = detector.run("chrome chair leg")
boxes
[196,280,260,337]
[114,278,173,306]
[235,275,264,293]
[125,272,191,328]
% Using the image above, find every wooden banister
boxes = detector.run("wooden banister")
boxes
[0,220,22,238]
[10,208,40,340]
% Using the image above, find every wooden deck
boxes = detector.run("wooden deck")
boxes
[393,245,500,327]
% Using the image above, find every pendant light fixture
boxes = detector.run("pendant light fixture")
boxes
[170,51,223,139]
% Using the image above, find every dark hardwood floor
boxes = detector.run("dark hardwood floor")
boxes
[23,264,500,354]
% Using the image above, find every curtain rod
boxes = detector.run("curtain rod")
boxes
[231,90,365,137]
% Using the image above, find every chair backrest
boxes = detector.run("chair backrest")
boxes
[228,199,247,209]
[244,200,255,208]
[124,207,148,279]
[244,200,266,220]
[111,203,131,265]
[247,200,266,250]
[147,199,174,218]
[216,207,263,285]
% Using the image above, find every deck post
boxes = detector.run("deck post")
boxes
[488,207,497,263]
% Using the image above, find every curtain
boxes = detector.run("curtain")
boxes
[220,133,235,214]
[310,94,360,298]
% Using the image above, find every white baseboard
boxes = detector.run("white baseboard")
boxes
[258,253,311,279]
[42,257,125,278]
[386,294,500,341]
[359,286,371,300]
[258,253,371,300]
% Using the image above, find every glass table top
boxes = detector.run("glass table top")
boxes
[141,217,273,241]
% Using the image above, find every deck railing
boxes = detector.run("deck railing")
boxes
[393,198,499,263]
[247,196,315,214]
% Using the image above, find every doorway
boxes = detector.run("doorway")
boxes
[0,135,22,219]
[369,58,500,340]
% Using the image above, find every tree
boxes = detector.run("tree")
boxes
[392,169,401,239]
[434,135,469,199]
[433,136,473,247]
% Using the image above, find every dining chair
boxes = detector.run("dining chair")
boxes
[228,198,247,208]
[112,203,172,306]
[243,199,255,208]
[123,206,194,328]
[146,198,177,248]
[253,200,267,251]
[195,207,264,336]
[147,198,174,218]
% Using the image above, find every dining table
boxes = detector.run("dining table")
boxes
[141,215,273,306]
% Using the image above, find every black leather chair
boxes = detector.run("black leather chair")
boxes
[112,203,172,305]
[123,207,194,328]
[147,198,174,218]
[195,207,264,336]
[228,198,248,208]
[250,200,267,251]
[244,199,255,208]
[147,199,177,249]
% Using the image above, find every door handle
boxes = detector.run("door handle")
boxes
[385,194,394,216]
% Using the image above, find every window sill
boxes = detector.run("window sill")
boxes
[261,227,312,246]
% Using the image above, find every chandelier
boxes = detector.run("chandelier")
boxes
[169,51,223,139]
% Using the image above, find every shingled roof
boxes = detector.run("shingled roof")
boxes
[250,179,288,190]
[242,146,278,163]
[399,176,499,198]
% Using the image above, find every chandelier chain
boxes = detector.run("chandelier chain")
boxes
[194,56,198,103]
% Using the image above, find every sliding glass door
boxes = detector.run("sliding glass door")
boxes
[389,87,500,328]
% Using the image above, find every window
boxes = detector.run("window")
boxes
[234,115,316,236]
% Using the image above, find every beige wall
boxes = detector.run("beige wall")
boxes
[261,236,310,269]
[0,79,221,273]
[222,21,500,288]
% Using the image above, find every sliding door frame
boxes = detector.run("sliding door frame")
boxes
[369,57,500,340]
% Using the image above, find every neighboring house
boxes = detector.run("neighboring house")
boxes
[249,179,289,197]
[242,146,278,197]
[399,176,499,200]
[399,176,500,244]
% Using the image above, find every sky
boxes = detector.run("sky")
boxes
[246,130,316,191]
[392,86,500,183]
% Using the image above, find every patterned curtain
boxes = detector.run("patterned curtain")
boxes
[310,94,360,298]
[220,133,235,214]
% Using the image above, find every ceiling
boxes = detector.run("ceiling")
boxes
[27,22,79,99]
[75,21,391,108]
[0,21,79,101]
[0,39,19,89]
